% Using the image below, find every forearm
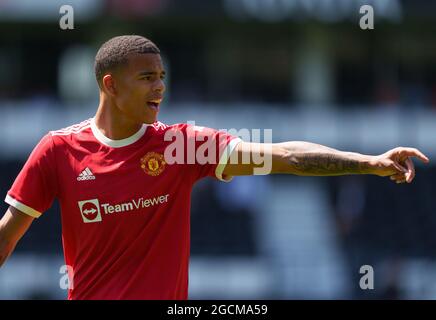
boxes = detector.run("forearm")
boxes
[275,141,375,176]
[0,235,15,268]
[0,215,16,267]
[0,207,34,267]
[225,141,427,179]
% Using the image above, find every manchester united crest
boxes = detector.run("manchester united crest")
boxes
[141,152,166,176]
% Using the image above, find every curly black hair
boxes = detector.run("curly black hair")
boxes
[94,35,160,87]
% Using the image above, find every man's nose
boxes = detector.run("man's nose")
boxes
[154,79,165,93]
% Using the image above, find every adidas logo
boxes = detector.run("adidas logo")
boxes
[77,167,96,181]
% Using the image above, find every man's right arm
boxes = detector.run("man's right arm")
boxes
[0,206,34,267]
[223,141,429,182]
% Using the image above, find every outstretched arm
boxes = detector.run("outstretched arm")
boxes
[223,141,429,183]
[0,206,34,267]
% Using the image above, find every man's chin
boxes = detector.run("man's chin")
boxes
[143,117,157,125]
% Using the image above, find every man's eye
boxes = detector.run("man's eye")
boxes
[160,75,166,80]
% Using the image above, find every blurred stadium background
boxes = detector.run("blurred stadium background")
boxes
[1,0,436,299]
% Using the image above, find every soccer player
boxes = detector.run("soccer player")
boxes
[0,35,429,299]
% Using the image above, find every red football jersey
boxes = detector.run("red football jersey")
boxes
[5,118,241,300]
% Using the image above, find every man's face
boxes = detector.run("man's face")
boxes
[112,53,166,124]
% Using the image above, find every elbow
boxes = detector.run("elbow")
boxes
[272,147,296,174]
[273,147,307,175]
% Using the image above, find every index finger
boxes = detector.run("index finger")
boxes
[398,148,430,163]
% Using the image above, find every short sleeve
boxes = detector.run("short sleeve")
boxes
[5,133,58,218]
[164,124,241,183]
[184,124,241,182]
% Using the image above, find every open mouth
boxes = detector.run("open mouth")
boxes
[147,101,160,110]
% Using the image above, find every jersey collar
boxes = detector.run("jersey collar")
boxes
[91,118,150,148]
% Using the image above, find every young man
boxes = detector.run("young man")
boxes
[0,35,429,299]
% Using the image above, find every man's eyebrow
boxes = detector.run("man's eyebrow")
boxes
[138,71,166,76]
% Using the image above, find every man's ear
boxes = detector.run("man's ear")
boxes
[102,74,117,96]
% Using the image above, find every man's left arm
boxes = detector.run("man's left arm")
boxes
[222,141,429,183]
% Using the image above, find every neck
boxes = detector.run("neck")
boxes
[94,94,143,140]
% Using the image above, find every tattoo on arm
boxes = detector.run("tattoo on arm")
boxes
[289,152,365,175]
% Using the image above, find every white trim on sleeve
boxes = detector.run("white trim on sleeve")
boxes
[215,138,242,182]
[5,194,42,218]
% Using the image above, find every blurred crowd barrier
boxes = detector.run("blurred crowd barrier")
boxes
[0,104,435,158]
